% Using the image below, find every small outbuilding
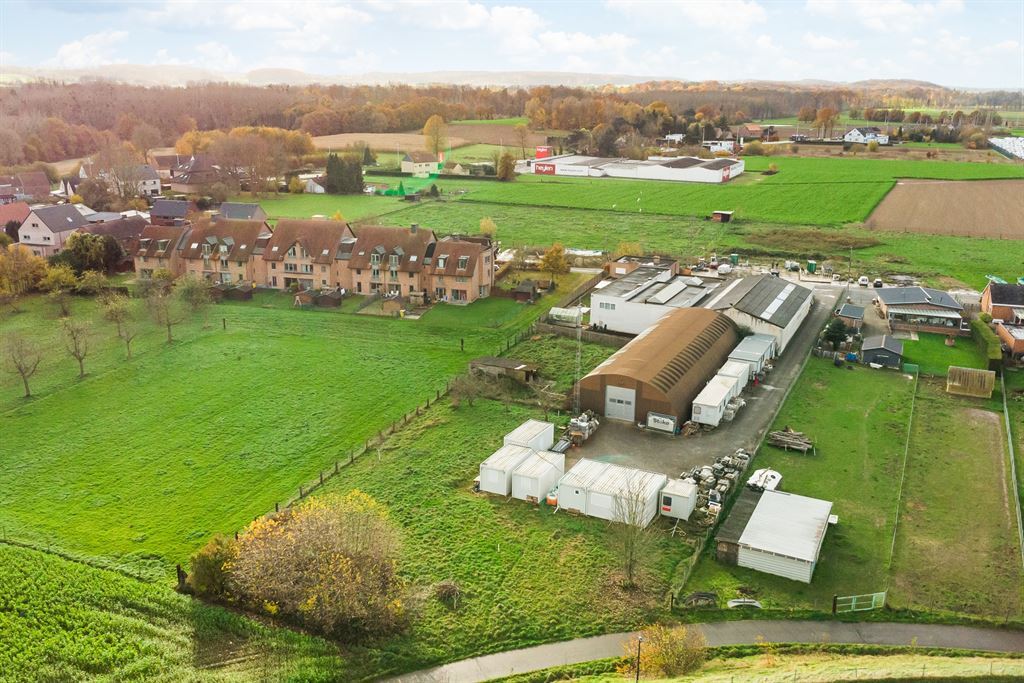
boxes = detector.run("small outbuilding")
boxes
[470,356,540,383]
[716,360,750,394]
[511,451,565,503]
[728,333,776,379]
[504,419,555,451]
[691,375,737,426]
[480,444,534,496]
[836,303,865,331]
[946,366,996,398]
[711,210,734,223]
[861,335,903,369]
[514,279,539,302]
[659,479,698,521]
[556,459,669,527]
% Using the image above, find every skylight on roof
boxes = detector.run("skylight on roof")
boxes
[409,255,418,262]
[272,246,279,252]
[240,244,247,249]
[321,249,329,255]
[191,242,199,248]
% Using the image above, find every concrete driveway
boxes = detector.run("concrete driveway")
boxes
[570,288,840,477]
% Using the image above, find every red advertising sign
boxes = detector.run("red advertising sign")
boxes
[534,162,556,175]
[535,146,553,159]
[722,165,731,181]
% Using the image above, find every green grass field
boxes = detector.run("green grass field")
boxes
[900,333,988,376]
[0,293,548,571]
[231,191,410,222]
[1006,369,1024,515]
[687,359,915,609]
[308,396,690,679]
[0,544,339,682]
[889,380,1023,617]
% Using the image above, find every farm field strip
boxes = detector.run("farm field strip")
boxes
[888,380,1024,617]
[686,360,915,610]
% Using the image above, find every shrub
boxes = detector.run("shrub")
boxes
[742,140,764,156]
[188,534,236,599]
[288,177,304,194]
[971,318,1002,363]
[979,312,992,323]
[867,140,880,152]
[435,580,463,609]
[619,624,707,678]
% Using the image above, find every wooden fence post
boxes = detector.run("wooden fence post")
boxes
[320,471,324,485]
[299,485,304,498]
[334,460,339,474]
[222,318,226,330]
[275,502,279,512]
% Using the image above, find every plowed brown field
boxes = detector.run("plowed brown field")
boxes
[865,178,1024,238]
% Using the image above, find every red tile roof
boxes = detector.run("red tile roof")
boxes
[179,218,271,262]
[262,219,354,264]
[347,225,437,273]
[134,225,188,258]
[0,201,31,228]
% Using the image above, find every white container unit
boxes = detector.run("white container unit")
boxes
[717,360,750,394]
[480,444,534,496]
[504,419,555,451]
[557,459,668,527]
[511,451,565,502]
[691,376,737,426]
[659,479,698,521]
[728,334,776,378]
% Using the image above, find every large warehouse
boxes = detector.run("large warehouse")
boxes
[703,275,813,354]
[524,154,744,184]
[576,308,740,425]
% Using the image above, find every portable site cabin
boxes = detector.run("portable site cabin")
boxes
[659,478,698,521]
[691,375,737,426]
[504,419,555,451]
[557,459,669,527]
[511,451,565,503]
[480,444,534,496]
[735,490,834,584]
[727,333,776,379]
[716,360,750,394]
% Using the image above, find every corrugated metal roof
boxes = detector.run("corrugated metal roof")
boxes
[505,420,553,445]
[514,451,564,478]
[838,303,865,319]
[662,478,697,499]
[877,286,962,310]
[862,335,903,355]
[885,305,962,319]
[733,275,812,327]
[558,458,611,489]
[481,444,534,472]
[693,375,735,407]
[718,360,750,379]
[739,490,833,562]
[731,333,776,358]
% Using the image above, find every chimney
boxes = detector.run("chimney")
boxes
[411,223,418,234]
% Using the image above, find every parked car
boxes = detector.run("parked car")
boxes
[873,278,883,288]
[858,276,870,287]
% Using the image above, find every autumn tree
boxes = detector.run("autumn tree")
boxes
[422,114,448,156]
[177,274,212,327]
[102,293,138,359]
[62,319,91,378]
[41,264,78,317]
[5,332,42,398]
[513,123,530,159]
[496,152,516,181]
[479,217,497,238]
[188,534,236,599]
[57,232,109,275]
[619,625,707,679]
[144,281,182,343]
[131,122,163,160]
[0,244,46,312]
[228,491,408,640]
[95,140,146,202]
[524,97,548,128]
[76,269,109,295]
[539,243,570,284]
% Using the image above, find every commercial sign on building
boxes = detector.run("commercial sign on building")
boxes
[534,162,556,175]
[536,146,553,159]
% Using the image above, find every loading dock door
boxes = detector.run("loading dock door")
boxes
[604,385,636,422]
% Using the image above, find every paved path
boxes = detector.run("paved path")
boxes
[385,621,1024,683]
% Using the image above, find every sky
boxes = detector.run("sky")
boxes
[0,0,1022,89]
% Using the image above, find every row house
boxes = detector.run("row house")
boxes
[178,219,271,284]
[258,219,355,290]
[426,235,495,303]
[135,225,190,279]
[347,224,438,296]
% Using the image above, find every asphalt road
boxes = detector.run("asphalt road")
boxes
[386,620,1024,683]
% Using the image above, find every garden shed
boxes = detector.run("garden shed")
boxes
[861,335,903,369]
[734,490,834,584]
[691,375,737,426]
[480,444,535,496]
[556,459,668,527]
[659,479,698,521]
[946,366,996,398]
[504,419,555,451]
[511,451,565,503]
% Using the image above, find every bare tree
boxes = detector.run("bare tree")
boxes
[513,123,530,159]
[63,319,91,378]
[95,140,146,202]
[612,477,656,588]
[102,294,137,359]
[145,285,182,344]
[5,332,41,398]
[177,274,212,326]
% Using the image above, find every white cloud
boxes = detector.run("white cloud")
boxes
[0,51,15,65]
[754,34,779,51]
[607,0,767,31]
[47,30,128,68]
[802,32,857,50]
[538,32,635,54]
[805,0,962,32]
[195,41,240,70]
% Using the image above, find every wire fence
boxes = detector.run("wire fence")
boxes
[1000,373,1024,572]
[713,660,1024,682]
[885,366,920,597]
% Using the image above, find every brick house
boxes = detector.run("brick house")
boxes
[178,218,272,284]
[875,286,968,336]
[134,225,189,279]
[981,283,1024,324]
[347,224,438,296]
[425,235,496,303]
[258,219,355,290]
[17,204,90,257]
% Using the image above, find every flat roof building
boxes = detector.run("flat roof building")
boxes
[527,154,744,184]
[591,266,720,335]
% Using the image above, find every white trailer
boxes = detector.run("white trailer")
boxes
[479,444,534,496]
[717,360,751,394]
[557,459,668,527]
[692,376,737,426]
[659,479,698,521]
[728,334,776,378]
[504,419,555,451]
[511,451,565,503]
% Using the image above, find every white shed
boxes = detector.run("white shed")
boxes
[691,376,736,426]
[659,478,698,521]
[557,459,668,527]
[737,490,834,583]
[728,333,776,378]
[504,419,555,451]
[717,360,750,394]
[511,450,565,503]
[480,444,535,496]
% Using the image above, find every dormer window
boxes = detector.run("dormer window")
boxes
[370,253,381,265]
[287,246,297,257]
[458,256,469,270]
[437,257,447,269]
[389,254,399,267]
[202,244,211,256]
[157,239,168,251]
[219,244,228,254]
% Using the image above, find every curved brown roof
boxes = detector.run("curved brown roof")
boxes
[581,308,739,413]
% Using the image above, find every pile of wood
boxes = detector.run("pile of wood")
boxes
[768,427,814,453]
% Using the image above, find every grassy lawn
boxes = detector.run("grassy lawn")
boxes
[0,293,549,572]
[900,333,988,376]
[308,397,691,679]
[1006,369,1024,515]
[0,544,339,682]
[506,333,614,393]
[230,192,410,222]
[686,359,915,610]
[889,379,1023,618]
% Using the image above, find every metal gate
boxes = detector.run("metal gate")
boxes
[833,591,886,613]
[604,385,635,421]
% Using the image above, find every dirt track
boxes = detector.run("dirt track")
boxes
[865,179,1024,239]
[312,132,469,151]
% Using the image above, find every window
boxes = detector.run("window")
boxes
[408,272,414,279]
[43,235,51,242]
[599,302,616,311]
[322,279,327,285]
[271,263,277,270]
[237,261,243,267]
[321,266,326,273]
[301,264,313,273]
[662,495,673,506]
[219,244,228,254]
[371,268,380,280]
[436,275,444,283]
[284,263,297,272]
[389,254,399,268]
[140,256,147,263]
[437,257,447,269]
[272,276,277,286]
[357,282,362,293]
[458,256,469,270]
[456,276,468,283]
[202,244,211,256]
[370,253,381,265]
[287,246,297,257]
[220,259,228,269]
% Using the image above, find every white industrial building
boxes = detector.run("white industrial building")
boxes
[728,334,777,378]
[703,275,812,354]
[659,479,698,521]
[504,419,555,451]
[590,267,720,335]
[511,451,564,503]
[479,444,534,496]
[525,154,744,184]
[691,375,737,426]
[556,459,669,527]
[735,490,834,583]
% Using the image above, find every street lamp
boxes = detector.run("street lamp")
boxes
[635,634,644,683]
